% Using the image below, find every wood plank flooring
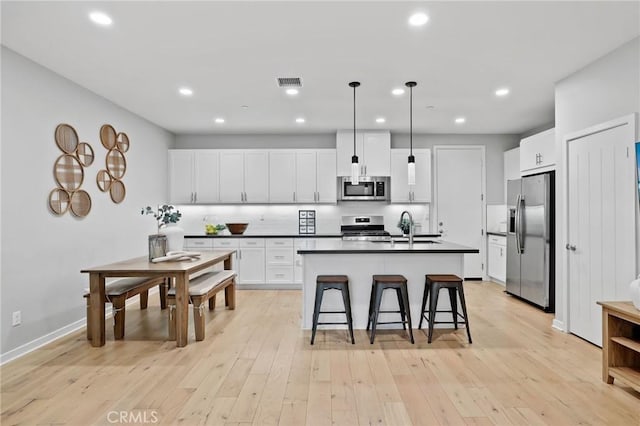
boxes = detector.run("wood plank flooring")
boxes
[2,281,639,425]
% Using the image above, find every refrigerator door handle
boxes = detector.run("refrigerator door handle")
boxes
[518,195,525,253]
[515,194,522,254]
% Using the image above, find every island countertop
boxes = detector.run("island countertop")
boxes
[296,239,478,254]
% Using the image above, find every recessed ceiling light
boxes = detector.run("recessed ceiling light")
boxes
[241,105,249,109]
[295,117,305,124]
[89,11,112,26]
[455,117,466,124]
[408,12,429,27]
[214,118,225,124]
[392,88,405,96]
[286,88,299,96]
[376,117,386,123]
[495,87,510,97]
[178,87,193,96]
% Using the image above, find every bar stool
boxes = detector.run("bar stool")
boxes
[419,274,472,344]
[310,275,355,345]
[367,275,414,344]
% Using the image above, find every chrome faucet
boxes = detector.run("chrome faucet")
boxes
[400,210,414,246]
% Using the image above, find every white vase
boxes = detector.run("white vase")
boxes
[630,275,640,310]
[160,223,184,253]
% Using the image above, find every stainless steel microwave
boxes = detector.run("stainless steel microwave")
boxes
[339,176,390,201]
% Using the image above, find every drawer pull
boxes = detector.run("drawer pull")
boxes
[275,274,285,278]
[275,255,285,259]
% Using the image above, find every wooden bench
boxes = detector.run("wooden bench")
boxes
[167,270,237,341]
[84,276,168,340]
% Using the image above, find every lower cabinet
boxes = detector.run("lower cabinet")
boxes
[266,239,294,284]
[487,235,506,283]
[211,238,265,285]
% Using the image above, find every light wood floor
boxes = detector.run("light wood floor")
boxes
[2,281,639,425]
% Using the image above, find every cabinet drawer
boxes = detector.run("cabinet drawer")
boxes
[185,238,213,249]
[266,266,294,283]
[240,238,265,248]
[266,248,293,265]
[266,238,294,248]
[488,236,506,246]
[213,239,239,248]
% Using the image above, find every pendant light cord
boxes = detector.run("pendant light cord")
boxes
[409,84,413,156]
[353,84,356,155]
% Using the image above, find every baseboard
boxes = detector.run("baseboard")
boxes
[552,318,566,332]
[0,289,159,366]
[237,283,302,290]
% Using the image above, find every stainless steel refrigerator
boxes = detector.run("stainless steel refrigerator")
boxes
[506,173,555,311]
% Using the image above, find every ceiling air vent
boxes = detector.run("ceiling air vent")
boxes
[276,77,303,88]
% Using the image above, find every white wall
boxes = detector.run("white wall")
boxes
[554,37,640,330]
[0,48,174,358]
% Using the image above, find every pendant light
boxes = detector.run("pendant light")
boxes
[349,81,361,184]
[406,81,417,186]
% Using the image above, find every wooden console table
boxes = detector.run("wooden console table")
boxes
[597,301,640,392]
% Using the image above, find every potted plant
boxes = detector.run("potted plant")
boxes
[397,218,412,236]
[142,205,184,252]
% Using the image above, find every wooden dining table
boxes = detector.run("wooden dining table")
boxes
[81,250,236,347]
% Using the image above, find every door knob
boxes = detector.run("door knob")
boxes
[565,244,576,251]
[439,229,444,233]
[439,222,443,226]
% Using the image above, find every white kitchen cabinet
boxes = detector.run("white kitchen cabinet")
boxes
[487,235,506,283]
[520,128,555,175]
[168,150,220,204]
[269,151,296,203]
[219,150,269,203]
[213,238,265,284]
[315,150,338,202]
[336,130,390,176]
[266,238,294,284]
[296,149,337,203]
[390,148,431,203]
[503,147,520,202]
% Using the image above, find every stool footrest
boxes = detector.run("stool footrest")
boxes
[319,310,348,314]
[316,322,350,326]
[374,321,408,325]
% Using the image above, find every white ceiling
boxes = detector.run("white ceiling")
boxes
[2,1,638,135]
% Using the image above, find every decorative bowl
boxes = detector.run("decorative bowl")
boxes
[225,223,249,235]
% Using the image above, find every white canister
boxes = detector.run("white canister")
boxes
[160,223,185,253]
[630,275,640,310]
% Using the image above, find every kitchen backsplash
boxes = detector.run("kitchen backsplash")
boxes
[176,203,430,235]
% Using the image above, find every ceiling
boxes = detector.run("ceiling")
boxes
[2,1,638,135]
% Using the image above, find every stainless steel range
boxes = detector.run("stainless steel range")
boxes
[340,215,391,241]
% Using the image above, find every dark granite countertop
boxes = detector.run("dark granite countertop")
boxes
[296,239,477,254]
[185,233,441,239]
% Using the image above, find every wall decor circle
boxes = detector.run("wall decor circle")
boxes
[70,190,92,217]
[116,132,130,153]
[48,188,70,215]
[106,148,127,179]
[54,123,79,154]
[76,142,95,167]
[96,169,112,192]
[100,124,117,149]
[109,179,126,203]
[54,154,84,191]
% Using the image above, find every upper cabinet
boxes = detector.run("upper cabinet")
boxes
[336,130,391,176]
[219,150,269,203]
[269,149,337,204]
[390,148,431,203]
[503,147,520,202]
[168,150,219,204]
[520,128,555,175]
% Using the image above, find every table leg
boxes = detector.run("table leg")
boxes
[89,273,106,347]
[224,253,232,270]
[175,272,189,347]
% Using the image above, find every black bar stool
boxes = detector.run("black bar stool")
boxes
[419,274,472,344]
[310,275,355,345]
[367,275,414,344]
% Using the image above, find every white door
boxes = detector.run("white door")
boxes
[269,151,296,203]
[193,150,219,203]
[243,151,269,203]
[219,151,244,203]
[567,116,636,346]
[315,150,337,202]
[295,150,317,203]
[434,146,485,278]
[362,132,391,176]
[168,150,193,204]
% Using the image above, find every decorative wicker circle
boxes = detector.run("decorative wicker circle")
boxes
[109,180,126,203]
[106,148,127,179]
[96,169,112,192]
[48,188,70,215]
[100,124,116,149]
[54,154,84,191]
[116,132,130,153]
[70,190,92,217]
[76,142,95,167]
[54,124,79,154]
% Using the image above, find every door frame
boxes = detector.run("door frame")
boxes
[433,145,487,279]
[562,113,638,334]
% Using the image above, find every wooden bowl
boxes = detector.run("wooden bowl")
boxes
[225,223,249,235]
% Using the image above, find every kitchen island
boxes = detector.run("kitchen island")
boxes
[297,239,478,330]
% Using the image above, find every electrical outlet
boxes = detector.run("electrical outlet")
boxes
[12,311,21,326]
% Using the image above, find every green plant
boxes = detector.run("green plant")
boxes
[141,205,182,232]
[397,218,412,235]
